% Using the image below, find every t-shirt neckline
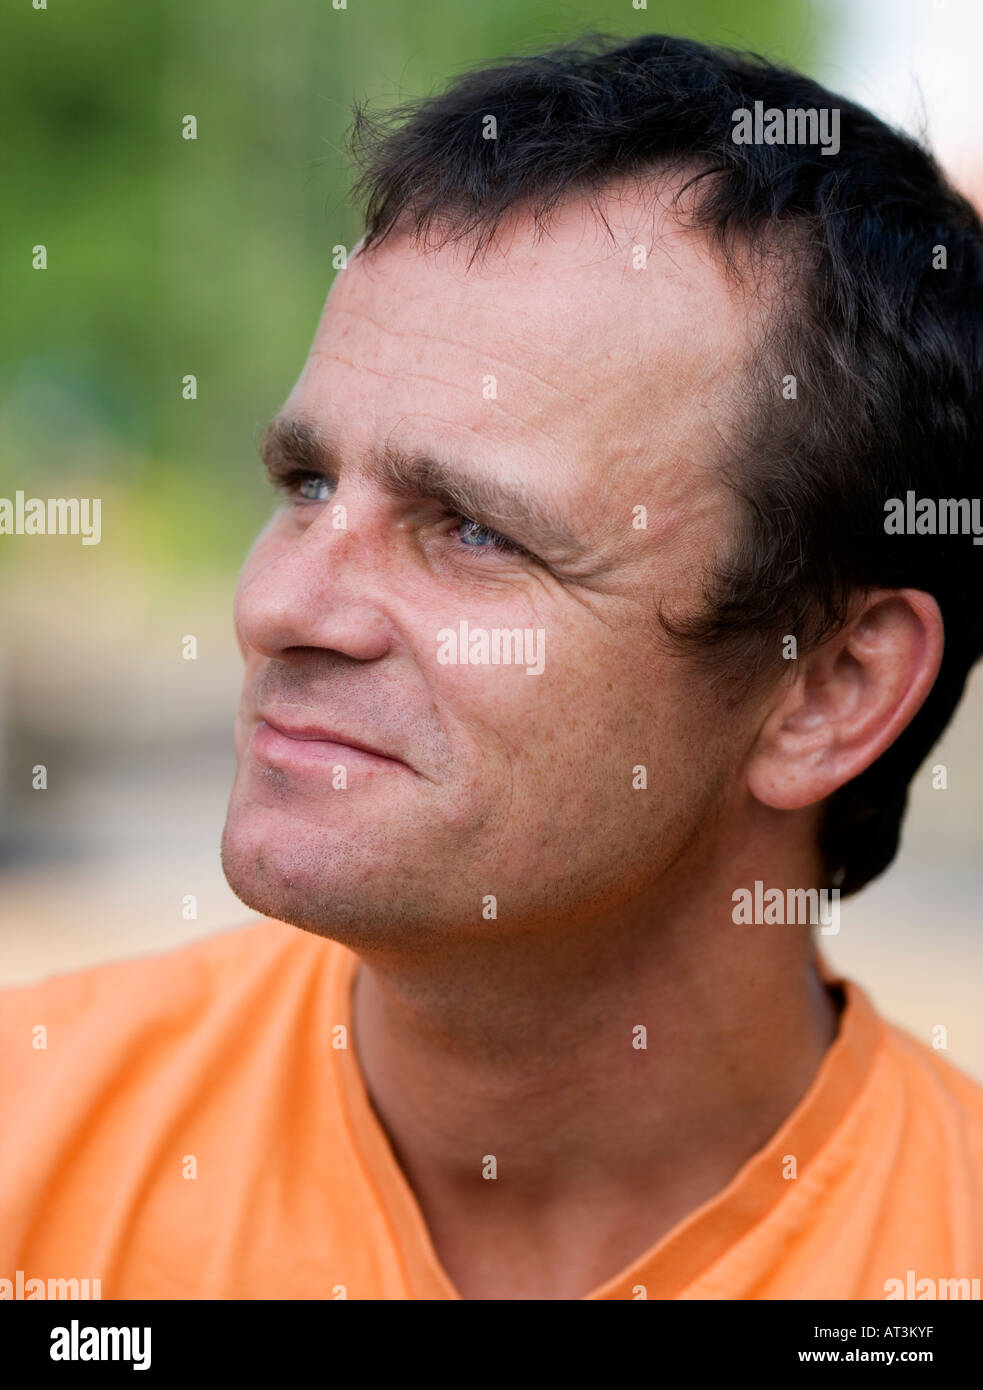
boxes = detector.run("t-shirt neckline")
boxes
[329,944,882,1300]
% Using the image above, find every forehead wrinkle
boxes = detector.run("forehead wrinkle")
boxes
[310,347,479,400]
[326,301,580,403]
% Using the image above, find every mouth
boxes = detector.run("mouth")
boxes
[252,713,412,773]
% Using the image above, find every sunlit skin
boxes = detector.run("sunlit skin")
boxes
[221,178,943,1299]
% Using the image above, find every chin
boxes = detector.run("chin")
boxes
[219,799,449,949]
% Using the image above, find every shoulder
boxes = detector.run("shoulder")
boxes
[0,917,348,1186]
[878,1012,983,1152]
[0,920,353,1289]
[0,917,333,1059]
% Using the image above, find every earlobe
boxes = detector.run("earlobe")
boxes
[747,589,944,813]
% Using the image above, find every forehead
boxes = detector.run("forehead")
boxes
[287,180,762,544]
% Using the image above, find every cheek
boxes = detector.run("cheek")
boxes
[420,620,641,806]
[527,638,717,821]
[426,659,533,775]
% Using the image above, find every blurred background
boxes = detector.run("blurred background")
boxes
[2,0,981,1077]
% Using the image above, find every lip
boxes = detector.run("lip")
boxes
[253,715,410,772]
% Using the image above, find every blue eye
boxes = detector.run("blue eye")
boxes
[296,475,333,501]
[459,518,499,546]
[269,472,534,562]
[457,517,520,552]
[272,470,334,503]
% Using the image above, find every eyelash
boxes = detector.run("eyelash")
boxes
[270,470,533,561]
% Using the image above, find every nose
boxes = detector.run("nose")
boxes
[235,504,395,664]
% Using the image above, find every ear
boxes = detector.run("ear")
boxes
[747,589,944,812]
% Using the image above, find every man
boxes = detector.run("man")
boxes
[3,34,983,1302]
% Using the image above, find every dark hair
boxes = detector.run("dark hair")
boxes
[348,33,983,895]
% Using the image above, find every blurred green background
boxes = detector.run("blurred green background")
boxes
[0,0,819,580]
[3,0,983,1082]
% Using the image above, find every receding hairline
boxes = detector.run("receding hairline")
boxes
[353,157,805,286]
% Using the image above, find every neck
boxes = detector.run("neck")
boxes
[350,839,841,1298]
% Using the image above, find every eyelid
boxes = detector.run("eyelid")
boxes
[269,468,334,499]
[446,514,539,562]
[268,467,540,562]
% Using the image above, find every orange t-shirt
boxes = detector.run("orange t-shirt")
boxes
[1,917,981,1300]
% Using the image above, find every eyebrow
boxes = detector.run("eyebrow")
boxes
[259,414,587,558]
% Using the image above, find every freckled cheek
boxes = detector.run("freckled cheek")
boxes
[424,637,582,776]
[421,655,538,773]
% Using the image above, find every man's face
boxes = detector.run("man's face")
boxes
[222,184,767,948]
